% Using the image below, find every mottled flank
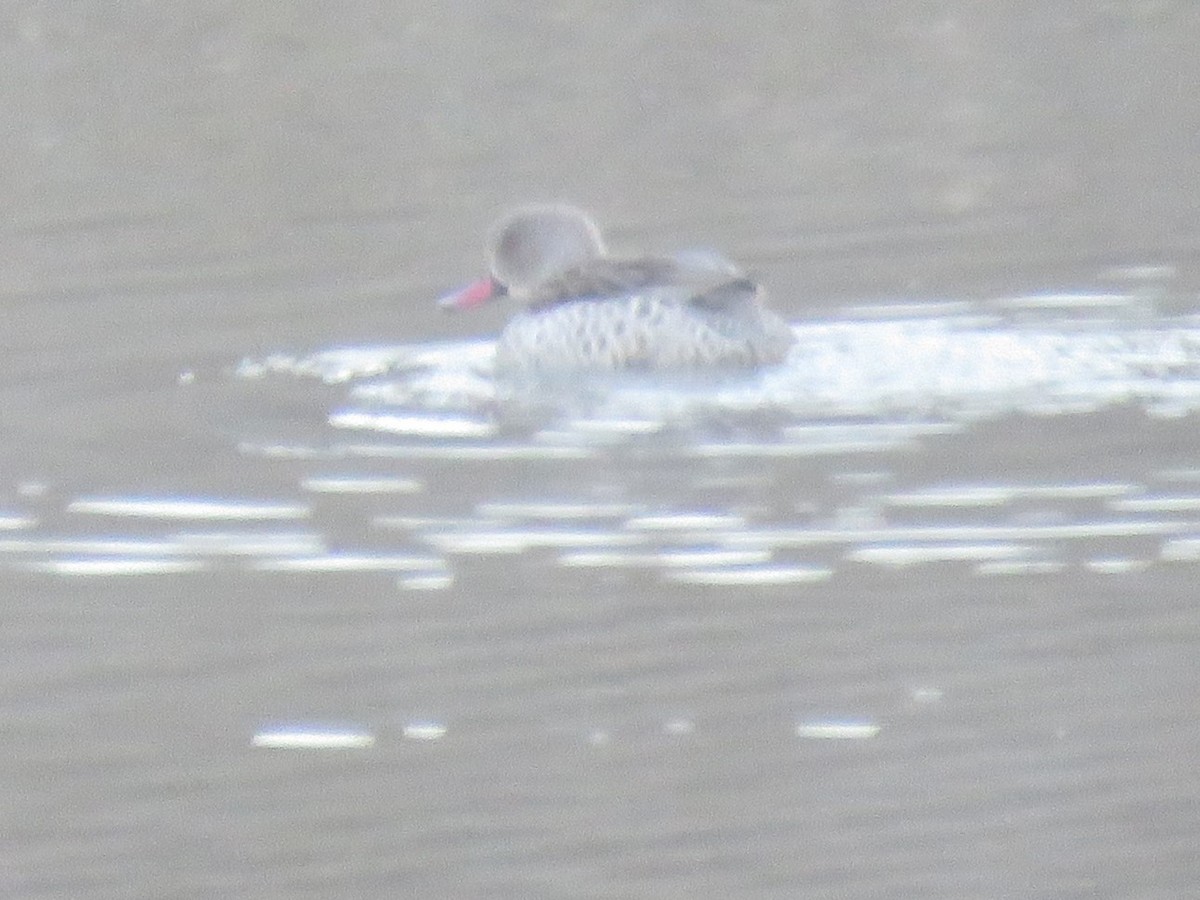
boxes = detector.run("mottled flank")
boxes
[495,283,796,374]
[442,205,796,375]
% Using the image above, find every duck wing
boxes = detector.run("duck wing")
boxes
[671,251,793,358]
[526,257,680,308]
[527,251,754,308]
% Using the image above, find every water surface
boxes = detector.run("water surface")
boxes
[4,4,1200,898]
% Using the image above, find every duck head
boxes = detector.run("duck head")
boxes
[439,205,605,309]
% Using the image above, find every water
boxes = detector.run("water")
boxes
[5,5,1200,898]
[8,289,1200,897]
[216,292,1200,594]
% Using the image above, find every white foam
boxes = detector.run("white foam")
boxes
[252,554,444,572]
[1109,495,1200,513]
[301,476,423,494]
[796,720,881,740]
[475,501,640,521]
[626,513,746,531]
[329,410,496,439]
[338,443,596,461]
[689,439,905,457]
[1084,558,1150,574]
[1013,483,1135,500]
[656,549,773,568]
[665,565,832,585]
[239,312,1200,425]
[999,292,1134,310]
[847,543,1032,566]
[885,486,1014,508]
[402,721,447,741]
[721,520,1191,549]
[398,571,455,590]
[68,497,309,521]
[975,560,1068,576]
[427,528,640,555]
[238,442,332,460]
[0,537,184,556]
[237,341,494,385]
[30,558,206,576]
[253,725,375,749]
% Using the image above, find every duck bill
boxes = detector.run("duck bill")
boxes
[437,277,505,311]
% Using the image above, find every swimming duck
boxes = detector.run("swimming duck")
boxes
[439,204,795,375]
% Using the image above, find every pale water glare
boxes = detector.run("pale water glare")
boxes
[7,4,1200,896]
[239,293,1200,429]
[9,295,1199,593]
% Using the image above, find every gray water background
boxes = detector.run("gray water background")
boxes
[4,4,1200,898]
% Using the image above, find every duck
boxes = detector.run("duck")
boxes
[438,204,795,375]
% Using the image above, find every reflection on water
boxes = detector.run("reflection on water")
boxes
[8,3,1200,892]
[241,290,1200,425]
[5,285,1200,898]
[3,292,1198,595]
